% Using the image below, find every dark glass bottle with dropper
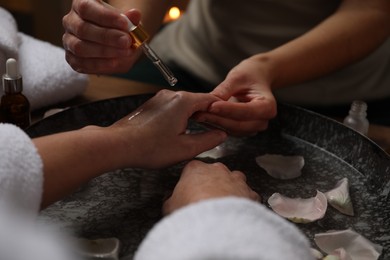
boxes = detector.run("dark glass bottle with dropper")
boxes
[1,58,31,129]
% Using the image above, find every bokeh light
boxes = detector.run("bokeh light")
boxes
[168,7,181,20]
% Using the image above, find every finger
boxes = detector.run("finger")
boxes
[63,33,133,58]
[194,113,269,136]
[210,162,231,173]
[179,160,206,179]
[123,9,142,26]
[209,99,277,121]
[231,170,247,182]
[73,0,128,30]
[184,159,206,169]
[155,91,222,118]
[177,92,222,116]
[210,79,236,101]
[64,11,132,48]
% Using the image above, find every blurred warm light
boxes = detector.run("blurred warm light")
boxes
[169,7,181,20]
[164,6,182,23]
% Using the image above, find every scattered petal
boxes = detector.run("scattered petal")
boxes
[267,191,327,223]
[255,154,304,179]
[314,229,382,260]
[324,178,354,216]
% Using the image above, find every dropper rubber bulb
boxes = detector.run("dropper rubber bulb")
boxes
[6,58,19,79]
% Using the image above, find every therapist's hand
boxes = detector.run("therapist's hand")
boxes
[109,90,227,169]
[62,0,141,74]
[163,160,260,215]
[194,56,277,136]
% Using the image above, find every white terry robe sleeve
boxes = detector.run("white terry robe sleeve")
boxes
[0,123,77,260]
[134,197,314,260]
[0,123,43,212]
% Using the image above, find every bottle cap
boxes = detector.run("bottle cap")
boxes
[350,100,367,113]
[2,58,23,94]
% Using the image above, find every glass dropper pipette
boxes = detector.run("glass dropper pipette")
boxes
[120,14,178,86]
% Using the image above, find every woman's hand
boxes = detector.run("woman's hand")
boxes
[62,0,141,74]
[35,90,226,208]
[163,160,260,215]
[109,90,227,169]
[194,56,277,136]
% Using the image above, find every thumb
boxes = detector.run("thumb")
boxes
[123,9,142,25]
[210,79,236,101]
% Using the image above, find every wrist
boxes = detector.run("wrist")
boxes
[79,126,137,171]
[96,125,142,169]
[249,53,278,88]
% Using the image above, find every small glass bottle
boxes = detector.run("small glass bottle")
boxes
[343,100,369,135]
[1,58,31,129]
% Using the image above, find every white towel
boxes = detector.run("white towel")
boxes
[0,124,43,213]
[0,7,88,111]
[17,33,88,110]
[0,7,19,73]
[0,124,80,260]
[135,197,314,260]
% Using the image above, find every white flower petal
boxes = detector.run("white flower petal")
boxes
[314,229,382,260]
[324,178,354,216]
[267,191,327,223]
[255,154,305,179]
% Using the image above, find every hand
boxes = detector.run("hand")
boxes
[35,90,226,208]
[194,56,277,136]
[62,0,141,74]
[163,160,260,215]
[108,90,227,169]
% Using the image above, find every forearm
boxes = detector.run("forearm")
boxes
[109,0,172,36]
[33,126,131,208]
[262,0,390,88]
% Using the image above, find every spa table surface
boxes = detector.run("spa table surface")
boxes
[32,75,390,155]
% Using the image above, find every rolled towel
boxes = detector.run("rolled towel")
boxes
[0,7,88,111]
[17,33,88,110]
[0,124,43,213]
[0,7,20,74]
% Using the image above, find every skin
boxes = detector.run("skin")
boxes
[62,0,390,135]
[202,0,390,135]
[163,160,260,215]
[34,90,227,208]
[62,0,170,74]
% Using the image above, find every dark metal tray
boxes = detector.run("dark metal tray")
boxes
[27,94,390,259]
